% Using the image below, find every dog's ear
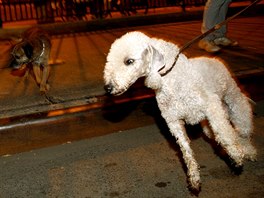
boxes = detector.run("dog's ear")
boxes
[144,45,164,90]
[147,45,165,73]
[22,43,34,59]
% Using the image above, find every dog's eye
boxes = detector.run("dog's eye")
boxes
[14,55,21,59]
[124,59,135,66]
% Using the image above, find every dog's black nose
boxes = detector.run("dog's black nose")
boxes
[10,59,21,69]
[104,84,113,94]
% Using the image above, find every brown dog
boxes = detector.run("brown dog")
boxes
[10,27,51,93]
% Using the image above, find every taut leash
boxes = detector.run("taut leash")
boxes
[158,0,261,76]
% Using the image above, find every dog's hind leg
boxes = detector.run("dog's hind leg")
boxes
[224,82,253,138]
[167,120,200,191]
[224,83,257,161]
[206,94,244,166]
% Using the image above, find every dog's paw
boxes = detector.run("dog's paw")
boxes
[244,147,257,162]
[238,138,257,162]
[188,161,201,192]
[40,84,50,93]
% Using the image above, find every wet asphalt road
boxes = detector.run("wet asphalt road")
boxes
[0,114,263,198]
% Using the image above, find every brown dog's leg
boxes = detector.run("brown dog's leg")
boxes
[40,65,50,93]
[33,64,41,84]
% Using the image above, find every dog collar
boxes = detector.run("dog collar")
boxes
[39,41,45,58]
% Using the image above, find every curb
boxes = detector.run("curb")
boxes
[0,71,263,156]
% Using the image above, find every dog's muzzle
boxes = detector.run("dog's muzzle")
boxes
[10,59,22,69]
[104,83,125,95]
[104,84,113,94]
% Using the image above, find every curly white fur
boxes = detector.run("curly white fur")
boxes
[104,31,257,190]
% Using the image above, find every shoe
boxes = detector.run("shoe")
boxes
[198,40,221,53]
[214,37,238,46]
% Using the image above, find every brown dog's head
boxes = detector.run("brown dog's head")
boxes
[10,41,34,69]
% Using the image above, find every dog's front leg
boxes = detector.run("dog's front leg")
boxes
[167,120,200,190]
[33,64,41,84]
[40,65,50,93]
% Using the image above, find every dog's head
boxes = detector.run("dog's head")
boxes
[10,41,34,69]
[104,31,165,95]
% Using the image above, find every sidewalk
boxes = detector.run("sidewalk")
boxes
[0,2,263,120]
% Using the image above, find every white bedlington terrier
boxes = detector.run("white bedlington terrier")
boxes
[103,31,257,190]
